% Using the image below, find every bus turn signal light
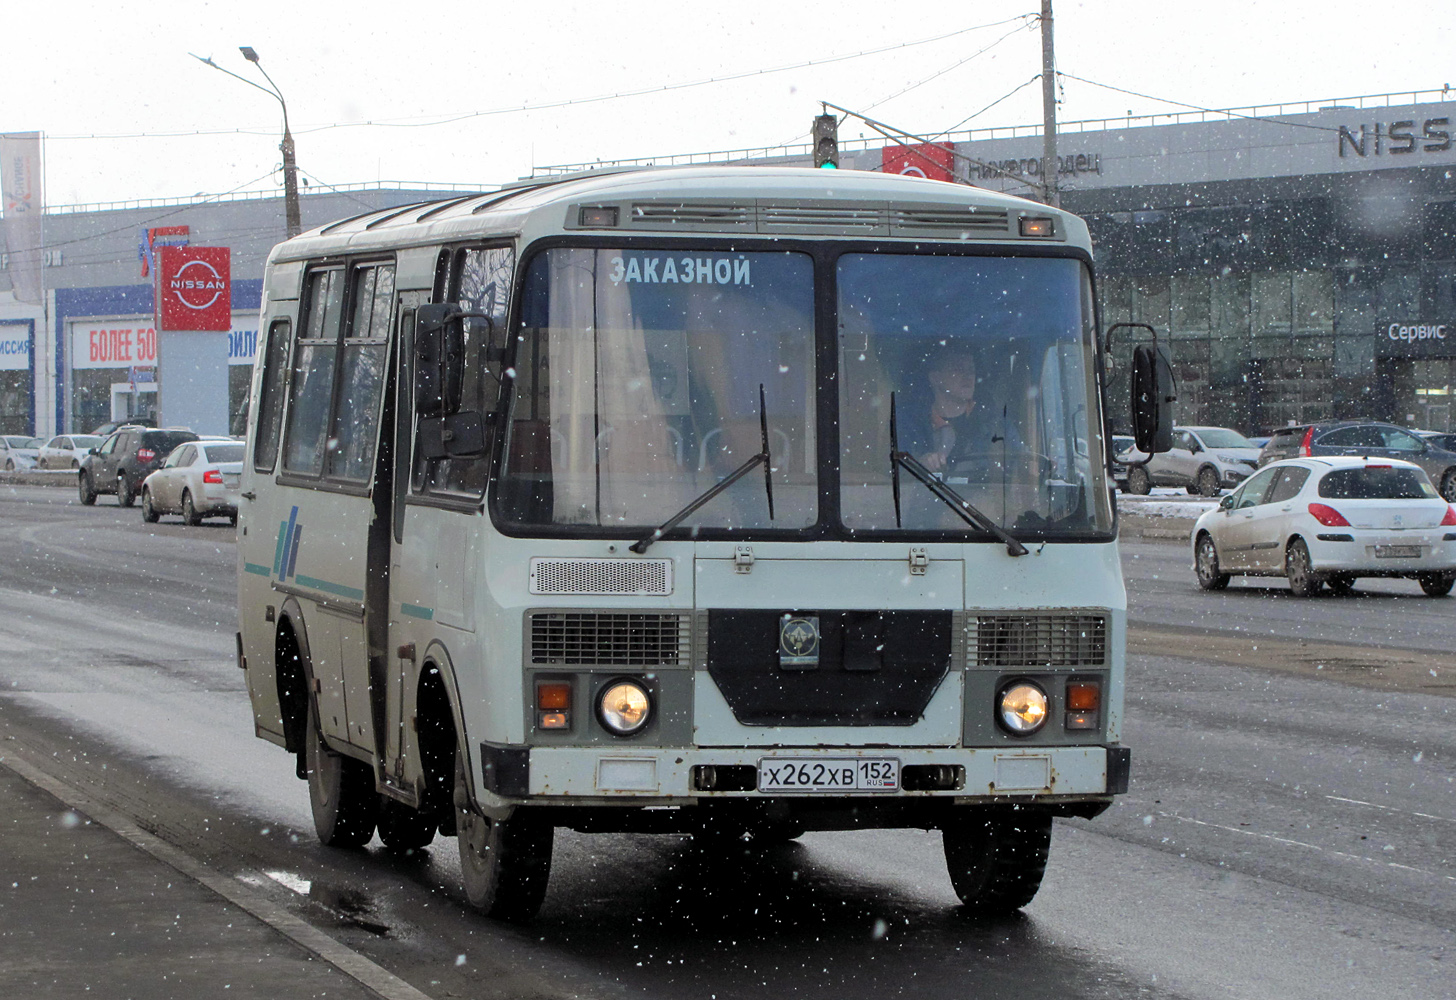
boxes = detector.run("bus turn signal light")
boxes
[1066,681,1100,712]
[536,680,572,730]
[1020,217,1054,237]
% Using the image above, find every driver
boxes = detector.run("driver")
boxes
[918,346,1014,471]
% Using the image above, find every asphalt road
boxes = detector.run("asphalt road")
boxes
[1,482,1452,1000]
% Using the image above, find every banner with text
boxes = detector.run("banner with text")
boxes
[0,324,31,371]
[72,314,258,369]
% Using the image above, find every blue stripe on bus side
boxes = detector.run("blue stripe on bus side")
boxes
[272,521,288,576]
[295,575,365,601]
[400,603,434,620]
[285,523,302,579]
[244,562,272,577]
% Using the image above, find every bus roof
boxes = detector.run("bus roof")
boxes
[269,166,1092,263]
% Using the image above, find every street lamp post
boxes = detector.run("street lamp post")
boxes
[192,47,302,239]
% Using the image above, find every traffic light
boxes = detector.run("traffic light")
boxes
[812,114,839,169]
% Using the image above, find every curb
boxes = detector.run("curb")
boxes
[0,470,76,487]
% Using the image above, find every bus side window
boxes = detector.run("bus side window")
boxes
[328,264,395,481]
[284,269,345,476]
[417,245,514,496]
[253,319,292,472]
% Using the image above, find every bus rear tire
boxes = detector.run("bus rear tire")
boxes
[942,808,1053,915]
[454,749,552,922]
[305,700,379,848]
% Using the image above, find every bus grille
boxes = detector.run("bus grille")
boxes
[530,557,672,596]
[530,612,689,666]
[974,614,1107,667]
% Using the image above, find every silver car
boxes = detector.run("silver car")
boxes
[37,434,104,470]
[1191,457,1456,597]
[139,440,245,525]
[1,435,41,471]
[1123,426,1261,496]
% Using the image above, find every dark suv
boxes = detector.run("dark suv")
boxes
[79,427,199,506]
[1259,421,1456,501]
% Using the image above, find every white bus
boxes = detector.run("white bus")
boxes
[236,166,1172,922]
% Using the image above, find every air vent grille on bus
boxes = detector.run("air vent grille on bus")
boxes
[530,612,690,666]
[759,205,886,231]
[973,614,1107,667]
[892,208,1010,234]
[530,558,672,596]
[628,203,753,227]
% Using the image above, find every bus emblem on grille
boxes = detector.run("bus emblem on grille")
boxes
[779,614,820,669]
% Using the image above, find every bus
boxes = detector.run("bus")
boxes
[236,166,1172,922]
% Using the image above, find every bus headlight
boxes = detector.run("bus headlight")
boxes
[997,681,1048,736]
[597,680,652,736]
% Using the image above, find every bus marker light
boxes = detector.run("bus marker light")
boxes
[538,712,569,730]
[1019,217,1054,237]
[579,206,619,228]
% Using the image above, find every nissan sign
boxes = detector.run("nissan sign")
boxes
[156,246,231,331]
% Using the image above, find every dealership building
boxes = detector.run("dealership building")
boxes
[3,88,1455,437]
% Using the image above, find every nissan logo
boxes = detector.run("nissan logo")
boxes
[168,259,226,311]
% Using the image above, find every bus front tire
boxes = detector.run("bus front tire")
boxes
[942,808,1053,915]
[305,701,379,847]
[454,749,552,922]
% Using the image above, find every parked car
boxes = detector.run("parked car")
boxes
[1418,430,1456,454]
[1109,434,1136,491]
[1121,426,1261,496]
[1191,457,1456,597]
[37,434,104,470]
[88,416,156,436]
[1,435,41,471]
[78,427,199,506]
[140,440,245,525]
[1258,421,1456,502]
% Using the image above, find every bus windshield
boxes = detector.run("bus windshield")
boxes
[837,254,1112,536]
[497,247,1111,538]
[499,248,817,530]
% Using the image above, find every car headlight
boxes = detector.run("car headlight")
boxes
[997,681,1048,736]
[597,679,652,736]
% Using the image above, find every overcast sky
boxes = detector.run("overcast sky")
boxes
[8,0,1456,207]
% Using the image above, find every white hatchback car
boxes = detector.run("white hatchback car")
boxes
[1191,457,1456,597]
[139,439,245,525]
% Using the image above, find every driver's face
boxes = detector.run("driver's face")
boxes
[931,356,977,398]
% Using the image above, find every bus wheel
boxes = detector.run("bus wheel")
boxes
[305,700,379,847]
[378,798,437,853]
[942,808,1052,915]
[454,749,552,921]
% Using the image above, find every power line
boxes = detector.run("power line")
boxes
[43,16,1037,143]
[860,20,1033,116]
[1056,71,1348,135]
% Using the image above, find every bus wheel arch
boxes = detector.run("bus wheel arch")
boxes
[415,649,465,837]
[274,603,312,760]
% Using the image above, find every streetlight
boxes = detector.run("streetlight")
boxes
[191,47,302,238]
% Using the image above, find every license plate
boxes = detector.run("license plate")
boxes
[1373,544,1421,558]
[757,757,900,793]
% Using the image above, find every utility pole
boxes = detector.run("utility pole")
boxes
[193,48,302,239]
[1040,0,1059,206]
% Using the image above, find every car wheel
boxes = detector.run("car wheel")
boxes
[182,490,202,526]
[1440,470,1456,504]
[4,459,13,472]
[305,699,379,847]
[78,472,97,506]
[1126,466,1151,495]
[141,488,160,523]
[70,459,79,470]
[1194,532,1230,591]
[1417,572,1455,597]
[455,746,553,921]
[1285,538,1322,596]
[116,474,135,508]
[1326,573,1357,595]
[942,808,1053,915]
[1195,466,1220,497]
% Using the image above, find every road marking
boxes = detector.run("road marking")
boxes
[1325,794,1456,825]
[1149,808,1456,884]
[0,752,435,1000]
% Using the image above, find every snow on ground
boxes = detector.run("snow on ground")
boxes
[1116,487,1221,518]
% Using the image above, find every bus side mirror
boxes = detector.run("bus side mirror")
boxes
[1130,343,1175,454]
[415,303,467,418]
[414,302,495,459]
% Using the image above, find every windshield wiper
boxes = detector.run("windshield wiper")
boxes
[889,392,1027,557]
[631,384,775,554]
